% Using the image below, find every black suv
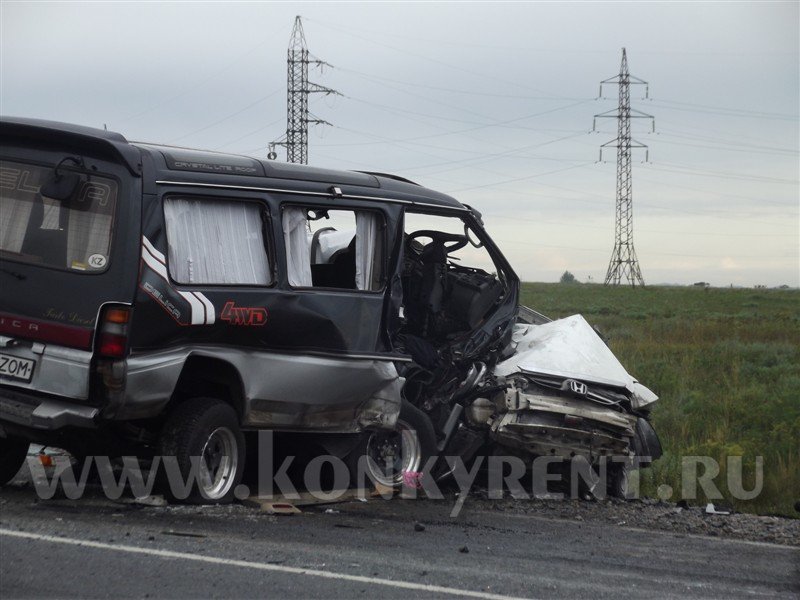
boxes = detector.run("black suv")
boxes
[0,118,660,503]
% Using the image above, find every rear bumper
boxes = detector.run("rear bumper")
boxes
[0,386,98,432]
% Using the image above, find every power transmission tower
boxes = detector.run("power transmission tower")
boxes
[269,16,340,164]
[593,48,654,287]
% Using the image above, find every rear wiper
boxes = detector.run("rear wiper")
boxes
[40,156,87,201]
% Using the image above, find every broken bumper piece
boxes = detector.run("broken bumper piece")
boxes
[490,388,636,460]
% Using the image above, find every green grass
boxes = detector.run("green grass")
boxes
[519,282,800,517]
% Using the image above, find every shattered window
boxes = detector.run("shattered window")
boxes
[164,197,272,285]
[283,206,384,291]
[401,210,506,339]
[403,212,497,274]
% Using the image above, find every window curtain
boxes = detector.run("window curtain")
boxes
[66,209,113,268]
[355,211,380,291]
[0,197,34,253]
[164,198,271,285]
[282,207,313,287]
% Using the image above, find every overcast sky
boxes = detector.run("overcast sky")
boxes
[2,1,798,286]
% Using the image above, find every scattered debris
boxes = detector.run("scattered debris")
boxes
[324,508,339,514]
[244,489,373,509]
[705,503,731,516]
[241,499,302,516]
[160,530,206,538]
[459,545,470,554]
[403,472,423,489]
[133,495,167,508]
[414,522,426,532]
[372,483,396,498]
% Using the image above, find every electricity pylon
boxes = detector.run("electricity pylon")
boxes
[593,48,654,287]
[269,16,339,164]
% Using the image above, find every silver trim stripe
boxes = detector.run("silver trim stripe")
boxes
[141,236,215,325]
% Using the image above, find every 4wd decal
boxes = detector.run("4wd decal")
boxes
[220,301,268,326]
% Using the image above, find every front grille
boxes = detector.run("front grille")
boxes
[526,375,629,411]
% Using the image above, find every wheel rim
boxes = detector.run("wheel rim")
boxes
[365,420,422,487]
[199,427,238,500]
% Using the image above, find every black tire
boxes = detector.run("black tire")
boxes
[159,398,245,504]
[607,460,638,500]
[0,438,29,486]
[347,399,437,489]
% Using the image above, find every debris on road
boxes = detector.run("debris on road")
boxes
[160,530,207,539]
[705,503,731,516]
[241,499,302,516]
[133,495,168,508]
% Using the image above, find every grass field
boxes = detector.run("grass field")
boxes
[519,282,800,517]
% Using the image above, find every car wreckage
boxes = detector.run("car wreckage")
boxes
[0,117,661,502]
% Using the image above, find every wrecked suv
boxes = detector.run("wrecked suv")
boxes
[0,117,661,502]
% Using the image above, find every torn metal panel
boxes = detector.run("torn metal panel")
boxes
[491,381,637,461]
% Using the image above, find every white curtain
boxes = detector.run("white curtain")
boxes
[0,197,34,253]
[67,209,113,268]
[355,211,380,291]
[164,198,271,285]
[282,207,312,287]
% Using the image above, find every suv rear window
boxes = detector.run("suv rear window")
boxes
[0,160,117,272]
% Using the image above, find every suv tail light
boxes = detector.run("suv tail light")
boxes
[97,305,131,358]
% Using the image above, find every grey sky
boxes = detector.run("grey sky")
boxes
[2,1,798,286]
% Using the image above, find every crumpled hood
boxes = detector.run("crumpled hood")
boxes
[494,314,658,409]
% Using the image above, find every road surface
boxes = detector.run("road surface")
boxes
[1,483,797,599]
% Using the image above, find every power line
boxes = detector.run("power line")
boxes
[304,18,572,99]
[337,66,589,101]
[482,213,798,238]
[445,162,596,194]
[654,131,798,155]
[649,98,798,121]
[321,100,592,148]
[643,161,799,186]
[165,88,283,144]
[212,116,285,151]
[115,27,282,125]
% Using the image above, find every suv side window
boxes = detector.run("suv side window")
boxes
[283,206,384,291]
[163,196,272,285]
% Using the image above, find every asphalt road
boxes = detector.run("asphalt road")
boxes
[1,483,798,599]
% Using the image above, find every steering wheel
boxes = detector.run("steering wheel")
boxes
[408,229,469,254]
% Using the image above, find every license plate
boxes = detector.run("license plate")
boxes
[0,353,35,383]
